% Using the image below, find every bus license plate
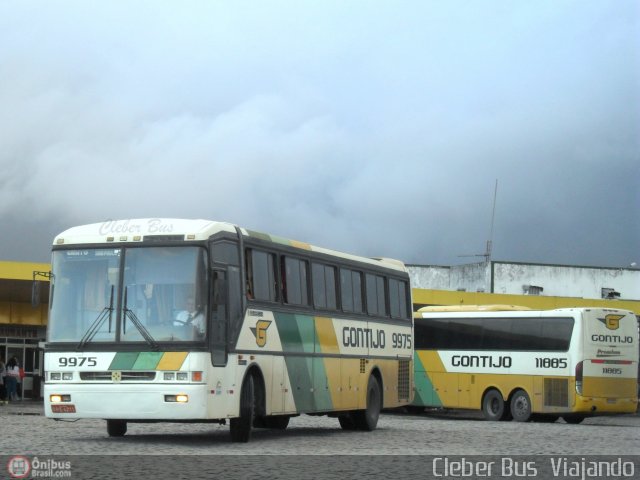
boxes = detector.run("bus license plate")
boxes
[606,399,616,404]
[51,404,76,413]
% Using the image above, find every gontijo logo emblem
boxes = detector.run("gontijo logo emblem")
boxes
[250,320,272,347]
[598,314,624,331]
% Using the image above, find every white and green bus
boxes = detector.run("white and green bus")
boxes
[412,306,638,423]
[44,219,413,441]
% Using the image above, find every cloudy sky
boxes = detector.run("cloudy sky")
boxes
[1,1,638,268]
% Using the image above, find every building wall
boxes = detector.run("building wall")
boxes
[408,263,493,293]
[409,261,640,302]
[451,262,491,292]
[407,265,451,290]
[492,262,640,299]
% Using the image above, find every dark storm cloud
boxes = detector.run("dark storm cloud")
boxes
[0,1,638,267]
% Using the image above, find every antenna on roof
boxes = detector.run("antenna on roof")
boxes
[458,179,498,263]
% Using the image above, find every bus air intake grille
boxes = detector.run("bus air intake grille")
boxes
[398,360,411,401]
[544,378,568,407]
[80,371,157,381]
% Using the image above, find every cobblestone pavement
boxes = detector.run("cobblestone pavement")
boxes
[1,400,638,456]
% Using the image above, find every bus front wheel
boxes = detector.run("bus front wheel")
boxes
[107,420,127,437]
[262,415,290,430]
[510,390,532,422]
[352,375,382,431]
[230,374,255,442]
[482,389,505,421]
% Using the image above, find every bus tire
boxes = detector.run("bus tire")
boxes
[338,414,357,430]
[107,420,127,437]
[532,414,559,423]
[262,415,290,430]
[510,389,532,422]
[482,389,505,421]
[353,375,382,431]
[230,374,255,442]
[405,406,425,415]
[562,415,585,424]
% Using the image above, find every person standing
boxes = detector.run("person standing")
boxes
[0,356,6,404]
[5,356,20,402]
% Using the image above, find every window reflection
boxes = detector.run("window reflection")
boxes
[48,246,207,344]
[122,247,208,342]
[48,249,121,343]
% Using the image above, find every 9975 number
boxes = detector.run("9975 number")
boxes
[392,333,412,349]
[58,357,97,367]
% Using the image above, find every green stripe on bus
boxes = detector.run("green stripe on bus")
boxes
[296,315,316,354]
[274,313,315,353]
[133,352,164,370]
[245,229,273,243]
[312,358,334,411]
[283,356,316,411]
[413,351,442,407]
[109,352,140,370]
[274,312,335,412]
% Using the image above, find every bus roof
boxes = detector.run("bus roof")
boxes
[416,306,636,318]
[417,305,532,313]
[53,218,407,273]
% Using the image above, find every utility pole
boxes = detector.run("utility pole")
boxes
[485,179,498,263]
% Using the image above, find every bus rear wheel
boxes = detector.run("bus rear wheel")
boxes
[510,390,532,422]
[107,420,127,437]
[352,375,382,431]
[338,414,357,430]
[230,374,255,442]
[482,389,506,421]
[563,415,585,424]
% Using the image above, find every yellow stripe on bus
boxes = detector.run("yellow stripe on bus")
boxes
[315,317,340,354]
[156,352,189,370]
[416,351,446,372]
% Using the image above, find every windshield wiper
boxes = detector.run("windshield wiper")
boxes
[122,287,159,351]
[77,285,115,350]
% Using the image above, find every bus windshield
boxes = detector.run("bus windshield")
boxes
[48,246,208,344]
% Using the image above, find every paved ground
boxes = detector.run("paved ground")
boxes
[1,400,638,479]
[1,400,638,455]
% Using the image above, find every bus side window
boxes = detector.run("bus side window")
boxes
[247,249,277,302]
[282,256,309,306]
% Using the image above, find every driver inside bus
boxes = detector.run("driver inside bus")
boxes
[174,296,205,337]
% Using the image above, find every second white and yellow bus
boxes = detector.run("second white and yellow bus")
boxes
[412,306,638,423]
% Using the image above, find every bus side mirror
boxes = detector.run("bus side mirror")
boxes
[31,281,41,309]
[32,271,52,309]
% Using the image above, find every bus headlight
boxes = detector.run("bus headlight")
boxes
[50,394,71,403]
[164,394,189,403]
